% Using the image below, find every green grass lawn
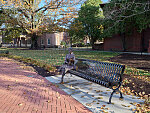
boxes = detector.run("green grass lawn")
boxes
[1,48,119,65]
[0,47,150,76]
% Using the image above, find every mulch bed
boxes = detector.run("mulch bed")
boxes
[109,53,150,72]
[109,53,150,97]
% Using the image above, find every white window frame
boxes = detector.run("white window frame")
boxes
[47,38,50,45]
[41,39,44,45]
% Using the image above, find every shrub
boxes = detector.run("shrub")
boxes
[0,50,9,54]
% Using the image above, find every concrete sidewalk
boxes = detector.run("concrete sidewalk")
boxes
[0,58,92,113]
[46,73,144,113]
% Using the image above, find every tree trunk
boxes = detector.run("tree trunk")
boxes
[121,33,126,52]
[31,33,39,49]
[90,38,96,50]
[20,38,22,47]
[141,29,145,53]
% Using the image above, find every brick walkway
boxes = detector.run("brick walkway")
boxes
[0,58,92,113]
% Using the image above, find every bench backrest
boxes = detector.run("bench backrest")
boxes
[75,58,125,85]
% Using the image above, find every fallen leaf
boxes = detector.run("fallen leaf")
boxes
[127,105,131,107]
[57,97,61,99]
[119,98,124,101]
[18,103,23,106]
[47,100,51,103]
[136,104,141,107]
[23,92,27,94]
[121,104,127,107]
[99,94,103,96]
[96,97,103,99]
[95,90,102,93]
[89,88,93,90]
[32,108,38,111]
[102,105,106,107]
[86,103,92,107]
[106,90,111,91]
[44,89,47,92]
[105,108,109,110]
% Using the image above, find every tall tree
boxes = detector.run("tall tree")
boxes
[0,0,83,49]
[69,0,104,49]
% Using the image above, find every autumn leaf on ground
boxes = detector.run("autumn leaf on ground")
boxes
[18,103,23,106]
[92,100,96,102]
[81,96,84,98]
[102,105,106,107]
[86,103,92,107]
[99,94,103,96]
[23,92,27,94]
[57,96,61,99]
[89,88,93,90]
[32,108,38,111]
[47,100,51,103]
[95,90,102,93]
[121,104,130,107]
[96,97,103,99]
[106,90,111,91]
[119,98,124,101]
[44,89,47,92]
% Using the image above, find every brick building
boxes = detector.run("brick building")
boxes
[94,28,150,53]
[97,3,150,53]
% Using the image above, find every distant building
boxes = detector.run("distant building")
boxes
[38,32,69,48]
[1,32,69,48]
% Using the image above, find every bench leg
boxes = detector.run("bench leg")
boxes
[119,90,123,99]
[108,89,123,104]
[108,90,116,104]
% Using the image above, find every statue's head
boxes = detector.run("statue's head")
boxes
[68,47,73,54]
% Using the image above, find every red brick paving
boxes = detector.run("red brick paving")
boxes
[0,58,92,113]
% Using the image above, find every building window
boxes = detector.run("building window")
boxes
[47,38,50,45]
[41,39,44,45]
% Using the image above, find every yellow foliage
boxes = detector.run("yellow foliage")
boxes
[1,0,6,4]
[49,1,53,6]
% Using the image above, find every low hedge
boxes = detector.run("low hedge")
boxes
[0,50,9,54]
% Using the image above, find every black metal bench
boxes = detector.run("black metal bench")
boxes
[61,58,125,104]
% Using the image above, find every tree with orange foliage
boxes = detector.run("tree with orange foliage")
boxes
[0,0,83,49]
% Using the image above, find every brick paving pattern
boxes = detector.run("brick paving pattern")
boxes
[0,58,92,113]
